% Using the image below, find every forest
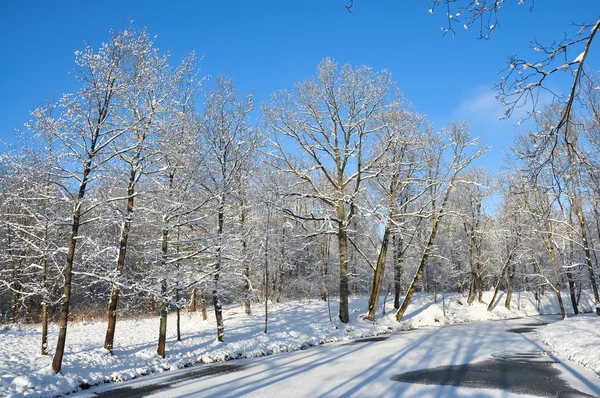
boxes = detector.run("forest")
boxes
[1,25,600,375]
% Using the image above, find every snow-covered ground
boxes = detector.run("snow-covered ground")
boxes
[1,290,598,397]
[538,313,600,374]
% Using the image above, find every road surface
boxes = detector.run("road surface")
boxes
[79,315,600,397]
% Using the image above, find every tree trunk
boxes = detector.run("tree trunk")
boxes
[276,224,285,303]
[467,271,477,305]
[337,214,350,323]
[157,280,168,358]
[264,206,271,334]
[396,216,443,321]
[11,258,21,324]
[487,256,512,311]
[546,233,566,318]
[157,226,169,358]
[104,168,136,353]
[41,252,48,355]
[320,236,329,302]
[396,165,459,322]
[477,272,483,303]
[188,288,197,312]
[367,218,392,320]
[176,289,181,342]
[580,225,600,316]
[52,158,92,374]
[505,264,515,310]
[213,198,225,342]
[466,225,476,305]
[200,292,207,321]
[393,234,403,309]
[566,271,579,315]
[240,199,251,314]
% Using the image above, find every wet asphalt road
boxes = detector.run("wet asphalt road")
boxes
[80,316,600,397]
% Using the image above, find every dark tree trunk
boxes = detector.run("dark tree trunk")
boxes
[566,271,579,315]
[52,157,93,374]
[157,226,169,358]
[505,264,515,309]
[104,168,136,353]
[41,253,48,355]
[338,223,350,322]
[264,206,271,334]
[213,198,225,342]
[393,234,403,309]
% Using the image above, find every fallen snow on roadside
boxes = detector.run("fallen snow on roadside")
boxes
[538,314,600,375]
[0,291,596,397]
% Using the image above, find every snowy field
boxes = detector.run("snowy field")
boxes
[1,290,598,397]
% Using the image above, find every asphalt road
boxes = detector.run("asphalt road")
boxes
[80,316,600,397]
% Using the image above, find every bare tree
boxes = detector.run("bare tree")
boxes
[263,58,397,323]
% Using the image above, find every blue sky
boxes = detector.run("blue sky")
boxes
[1,0,598,170]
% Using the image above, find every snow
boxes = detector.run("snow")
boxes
[573,51,585,63]
[0,290,598,397]
[538,314,600,374]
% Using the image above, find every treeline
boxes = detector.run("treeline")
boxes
[1,27,599,373]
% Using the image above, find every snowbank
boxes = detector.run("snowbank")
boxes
[0,290,596,397]
[538,314,600,375]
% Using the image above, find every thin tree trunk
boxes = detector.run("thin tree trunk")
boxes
[264,206,271,334]
[157,226,169,358]
[393,234,403,309]
[175,226,181,342]
[7,226,21,324]
[240,198,251,314]
[200,292,207,321]
[104,168,136,353]
[396,216,443,321]
[505,264,515,310]
[566,222,579,315]
[176,289,181,342]
[544,223,566,318]
[566,136,600,316]
[52,157,93,374]
[276,224,285,303]
[477,273,483,303]
[466,224,477,305]
[41,185,50,355]
[566,271,579,315]
[213,198,225,342]
[487,247,515,311]
[41,253,48,355]
[367,218,392,320]
[188,288,197,312]
[320,236,329,302]
[396,165,459,322]
[579,220,600,316]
